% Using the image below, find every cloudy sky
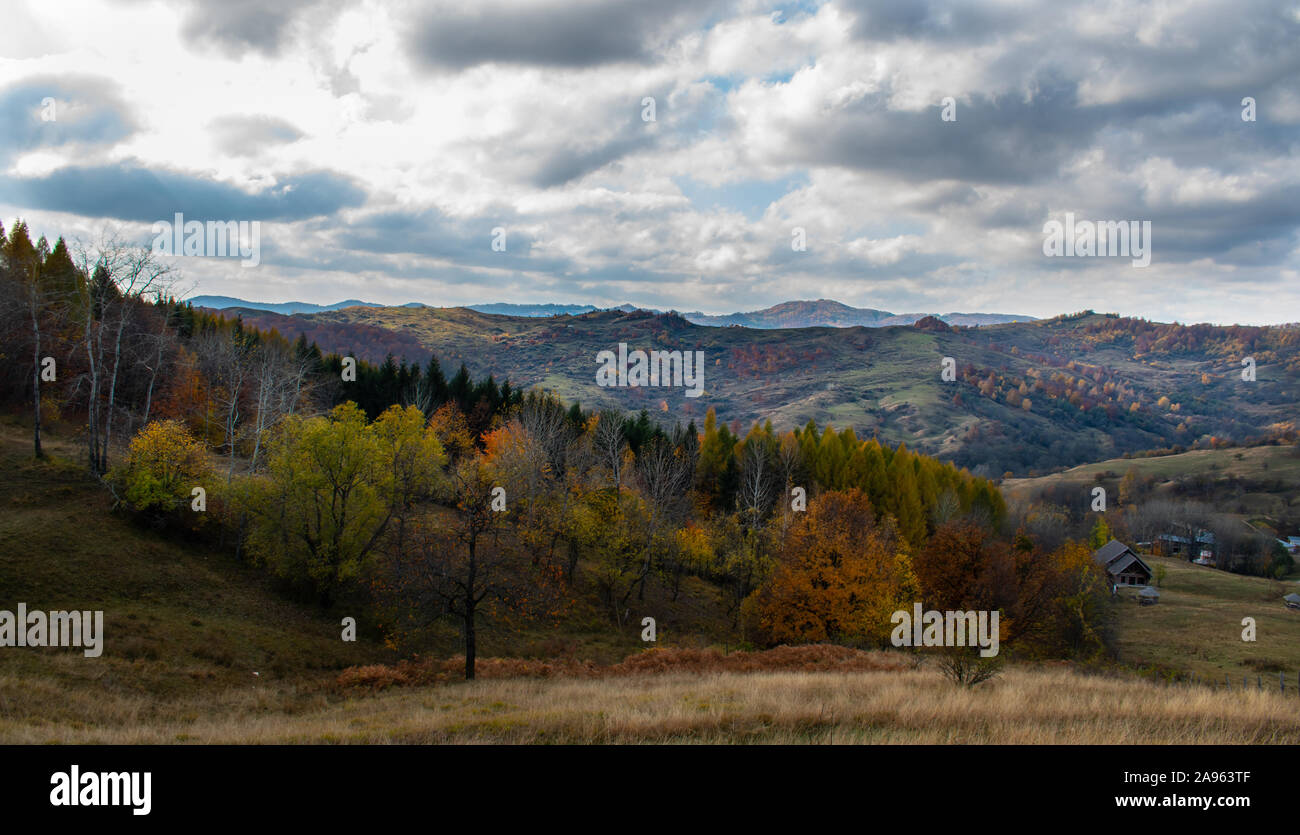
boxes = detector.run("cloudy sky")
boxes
[2,0,1298,323]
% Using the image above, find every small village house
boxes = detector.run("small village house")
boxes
[1154,531,1215,560]
[1093,540,1154,588]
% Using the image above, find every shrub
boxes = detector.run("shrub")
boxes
[936,647,1002,687]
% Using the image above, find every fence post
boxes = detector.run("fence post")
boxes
[1281,672,1285,693]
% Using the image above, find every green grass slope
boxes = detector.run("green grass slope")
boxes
[1003,443,1300,519]
[0,424,386,738]
[1110,554,1300,681]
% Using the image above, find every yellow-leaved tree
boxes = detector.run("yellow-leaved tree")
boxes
[112,419,213,530]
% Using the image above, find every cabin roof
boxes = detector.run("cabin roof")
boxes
[1093,540,1152,580]
[1108,553,1150,576]
[1093,539,1132,566]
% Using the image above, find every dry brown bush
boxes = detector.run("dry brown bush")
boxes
[334,644,905,690]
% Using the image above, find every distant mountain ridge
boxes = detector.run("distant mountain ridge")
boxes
[189,295,1034,329]
[680,299,1035,329]
[188,296,383,315]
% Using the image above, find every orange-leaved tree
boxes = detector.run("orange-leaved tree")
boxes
[745,489,916,647]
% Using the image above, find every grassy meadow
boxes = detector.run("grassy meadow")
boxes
[1110,554,1300,681]
[1003,443,1300,519]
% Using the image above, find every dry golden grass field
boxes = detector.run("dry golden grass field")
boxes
[6,660,1300,744]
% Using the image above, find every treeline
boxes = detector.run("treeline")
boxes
[1085,316,1300,369]
[694,412,1005,548]
[110,396,1083,679]
[0,220,521,475]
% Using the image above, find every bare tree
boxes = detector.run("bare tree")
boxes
[775,432,803,527]
[73,235,175,475]
[193,327,252,480]
[632,427,696,599]
[19,248,49,457]
[517,393,573,478]
[593,410,627,489]
[138,308,179,428]
[246,339,314,471]
[737,438,777,529]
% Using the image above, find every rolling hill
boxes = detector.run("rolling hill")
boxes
[211,306,1300,477]
[189,296,386,315]
[1003,443,1300,522]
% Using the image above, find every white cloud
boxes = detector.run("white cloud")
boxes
[1,0,1297,325]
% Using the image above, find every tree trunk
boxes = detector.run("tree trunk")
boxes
[84,307,100,473]
[464,606,476,681]
[103,314,128,473]
[567,538,580,583]
[464,536,478,680]
[30,295,43,459]
[142,338,164,427]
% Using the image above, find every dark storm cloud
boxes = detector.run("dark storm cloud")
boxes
[209,114,305,156]
[477,81,719,188]
[0,75,135,163]
[405,0,732,70]
[1133,189,1300,265]
[1096,100,1300,175]
[789,77,1095,185]
[1,163,366,222]
[818,0,1300,184]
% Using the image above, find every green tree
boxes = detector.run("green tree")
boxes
[887,444,926,548]
[241,402,440,604]
[1087,516,1112,550]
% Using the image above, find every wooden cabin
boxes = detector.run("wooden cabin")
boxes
[1093,540,1154,588]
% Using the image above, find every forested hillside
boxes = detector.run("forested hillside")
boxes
[248,304,1300,477]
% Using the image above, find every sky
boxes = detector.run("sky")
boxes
[1,0,1299,324]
